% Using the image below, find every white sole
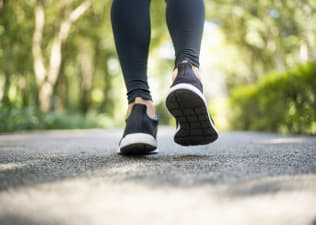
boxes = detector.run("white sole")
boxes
[117,133,158,154]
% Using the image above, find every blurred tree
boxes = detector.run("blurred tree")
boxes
[0,0,315,131]
[208,0,316,89]
[32,0,91,112]
[0,0,35,108]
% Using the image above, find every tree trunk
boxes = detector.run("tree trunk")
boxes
[2,70,11,107]
[79,48,93,114]
[32,0,91,112]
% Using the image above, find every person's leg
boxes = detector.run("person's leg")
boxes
[166,0,205,68]
[111,0,158,155]
[111,0,155,119]
[165,0,218,146]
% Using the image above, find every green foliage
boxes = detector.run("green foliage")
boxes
[1,0,316,133]
[0,105,120,132]
[230,62,316,135]
[155,101,172,125]
[0,106,40,131]
[209,0,316,88]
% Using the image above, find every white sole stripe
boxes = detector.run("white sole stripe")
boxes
[118,133,158,153]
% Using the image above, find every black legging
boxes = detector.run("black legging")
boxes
[111,0,205,103]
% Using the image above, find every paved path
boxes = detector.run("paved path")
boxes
[0,128,316,225]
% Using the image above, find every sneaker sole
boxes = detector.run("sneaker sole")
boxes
[118,133,158,155]
[166,83,218,146]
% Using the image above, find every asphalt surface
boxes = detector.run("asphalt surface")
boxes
[0,127,315,225]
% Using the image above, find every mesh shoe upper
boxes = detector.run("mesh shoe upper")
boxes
[171,61,203,93]
[121,103,158,140]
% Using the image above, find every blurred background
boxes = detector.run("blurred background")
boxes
[0,0,315,135]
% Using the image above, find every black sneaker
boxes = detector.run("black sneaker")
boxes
[118,103,159,155]
[166,61,218,146]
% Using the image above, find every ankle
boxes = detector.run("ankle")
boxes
[172,61,201,81]
[126,97,156,119]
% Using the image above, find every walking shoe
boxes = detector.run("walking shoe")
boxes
[118,103,159,155]
[166,61,218,146]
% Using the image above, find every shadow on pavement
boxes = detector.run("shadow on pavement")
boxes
[1,131,315,225]
[1,148,316,195]
[0,214,54,225]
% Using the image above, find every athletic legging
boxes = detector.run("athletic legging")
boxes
[111,0,205,103]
